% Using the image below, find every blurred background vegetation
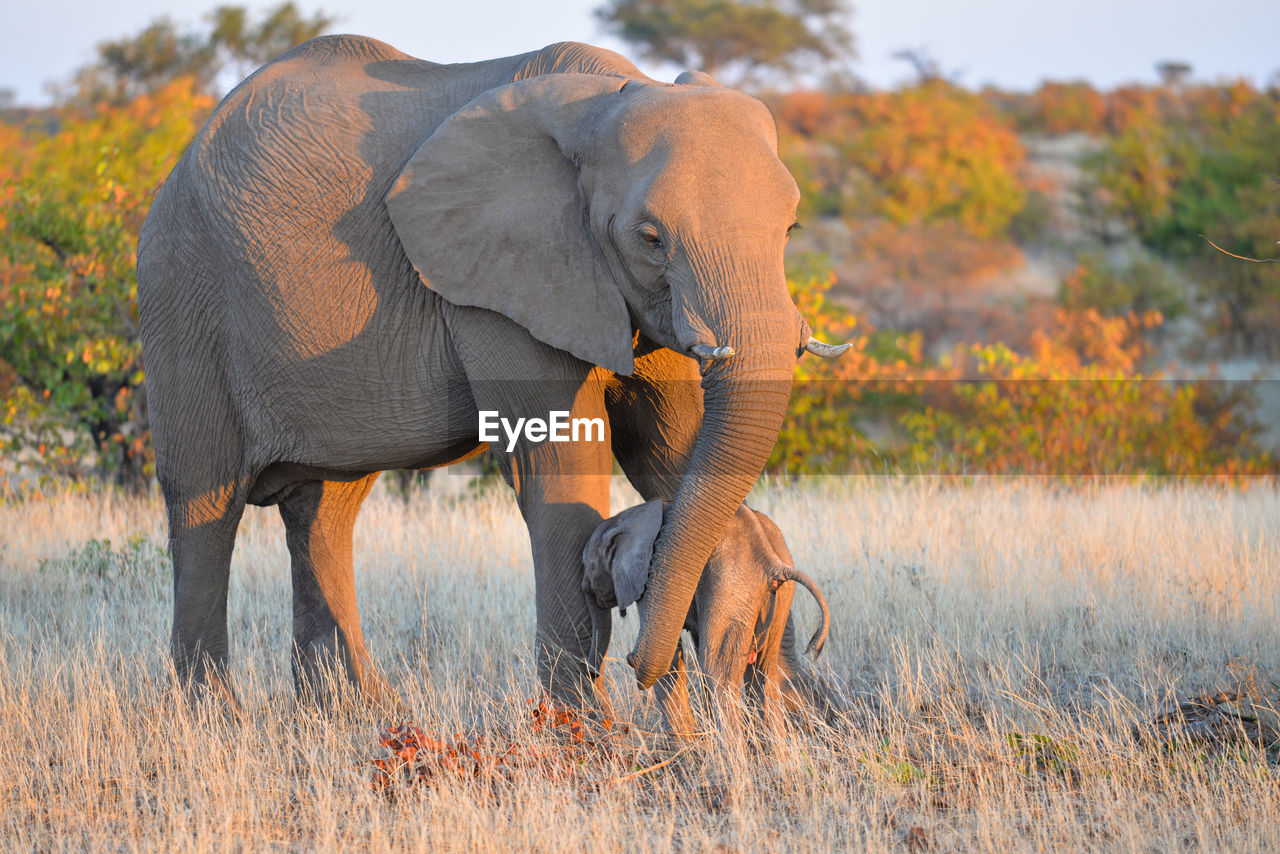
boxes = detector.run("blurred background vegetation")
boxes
[2,0,1277,492]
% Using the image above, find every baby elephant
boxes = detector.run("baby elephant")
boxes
[582,500,831,736]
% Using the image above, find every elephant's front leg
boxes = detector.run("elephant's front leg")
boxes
[518,465,614,707]
[447,307,614,708]
[654,642,696,737]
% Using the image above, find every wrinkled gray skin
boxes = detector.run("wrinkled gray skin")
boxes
[583,501,843,735]
[137,36,832,709]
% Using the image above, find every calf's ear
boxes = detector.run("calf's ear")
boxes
[582,499,664,611]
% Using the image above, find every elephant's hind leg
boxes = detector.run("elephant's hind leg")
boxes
[166,476,249,709]
[278,474,397,708]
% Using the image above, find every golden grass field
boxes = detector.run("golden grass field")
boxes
[2,476,1278,851]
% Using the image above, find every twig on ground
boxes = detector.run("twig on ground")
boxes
[610,745,693,785]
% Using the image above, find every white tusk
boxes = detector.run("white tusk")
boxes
[805,337,851,358]
[690,344,736,361]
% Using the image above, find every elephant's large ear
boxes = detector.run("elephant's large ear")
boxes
[387,74,634,376]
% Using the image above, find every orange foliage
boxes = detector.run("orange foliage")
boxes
[773,82,1028,238]
[846,82,1027,238]
[773,273,940,473]
[1029,82,1107,135]
[1183,80,1262,124]
[369,701,638,799]
[1102,85,1163,134]
[908,308,1274,478]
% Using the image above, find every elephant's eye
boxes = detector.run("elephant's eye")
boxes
[638,225,664,250]
[786,221,802,239]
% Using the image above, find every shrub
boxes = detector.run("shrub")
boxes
[1058,255,1187,322]
[842,81,1028,238]
[773,277,1275,479]
[1,78,214,487]
[906,309,1274,477]
[1087,82,1280,353]
[773,82,1029,238]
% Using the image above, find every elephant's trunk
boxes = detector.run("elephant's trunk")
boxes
[628,328,795,688]
[585,598,611,680]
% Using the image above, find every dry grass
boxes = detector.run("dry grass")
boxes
[2,476,1278,851]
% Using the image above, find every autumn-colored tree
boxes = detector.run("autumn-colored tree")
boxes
[905,308,1274,478]
[1182,79,1258,124]
[843,81,1028,238]
[770,273,932,473]
[772,82,1029,238]
[0,79,216,487]
[594,0,855,87]
[1027,81,1106,136]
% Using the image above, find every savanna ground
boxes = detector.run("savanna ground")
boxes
[1,476,1278,851]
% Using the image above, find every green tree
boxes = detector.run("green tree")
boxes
[65,3,335,105]
[594,0,855,87]
[207,3,339,84]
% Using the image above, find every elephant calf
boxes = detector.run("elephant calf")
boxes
[582,500,838,736]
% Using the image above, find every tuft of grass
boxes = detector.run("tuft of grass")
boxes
[38,535,169,591]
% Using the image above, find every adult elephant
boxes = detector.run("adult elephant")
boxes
[137,36,845,708]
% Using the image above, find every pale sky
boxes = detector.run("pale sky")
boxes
[2,0,1276,105]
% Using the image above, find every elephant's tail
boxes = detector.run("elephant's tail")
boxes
[777,568,830,658]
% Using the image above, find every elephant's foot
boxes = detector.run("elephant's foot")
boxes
[172,652,244,719]
[781,665,849,729]
[539,648,604,712]
[292,634,402,713]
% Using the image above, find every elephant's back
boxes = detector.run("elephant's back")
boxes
[269,33,423,67]
[190,34,453,230]
[190,34,518,203]
[154,38,505,361]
